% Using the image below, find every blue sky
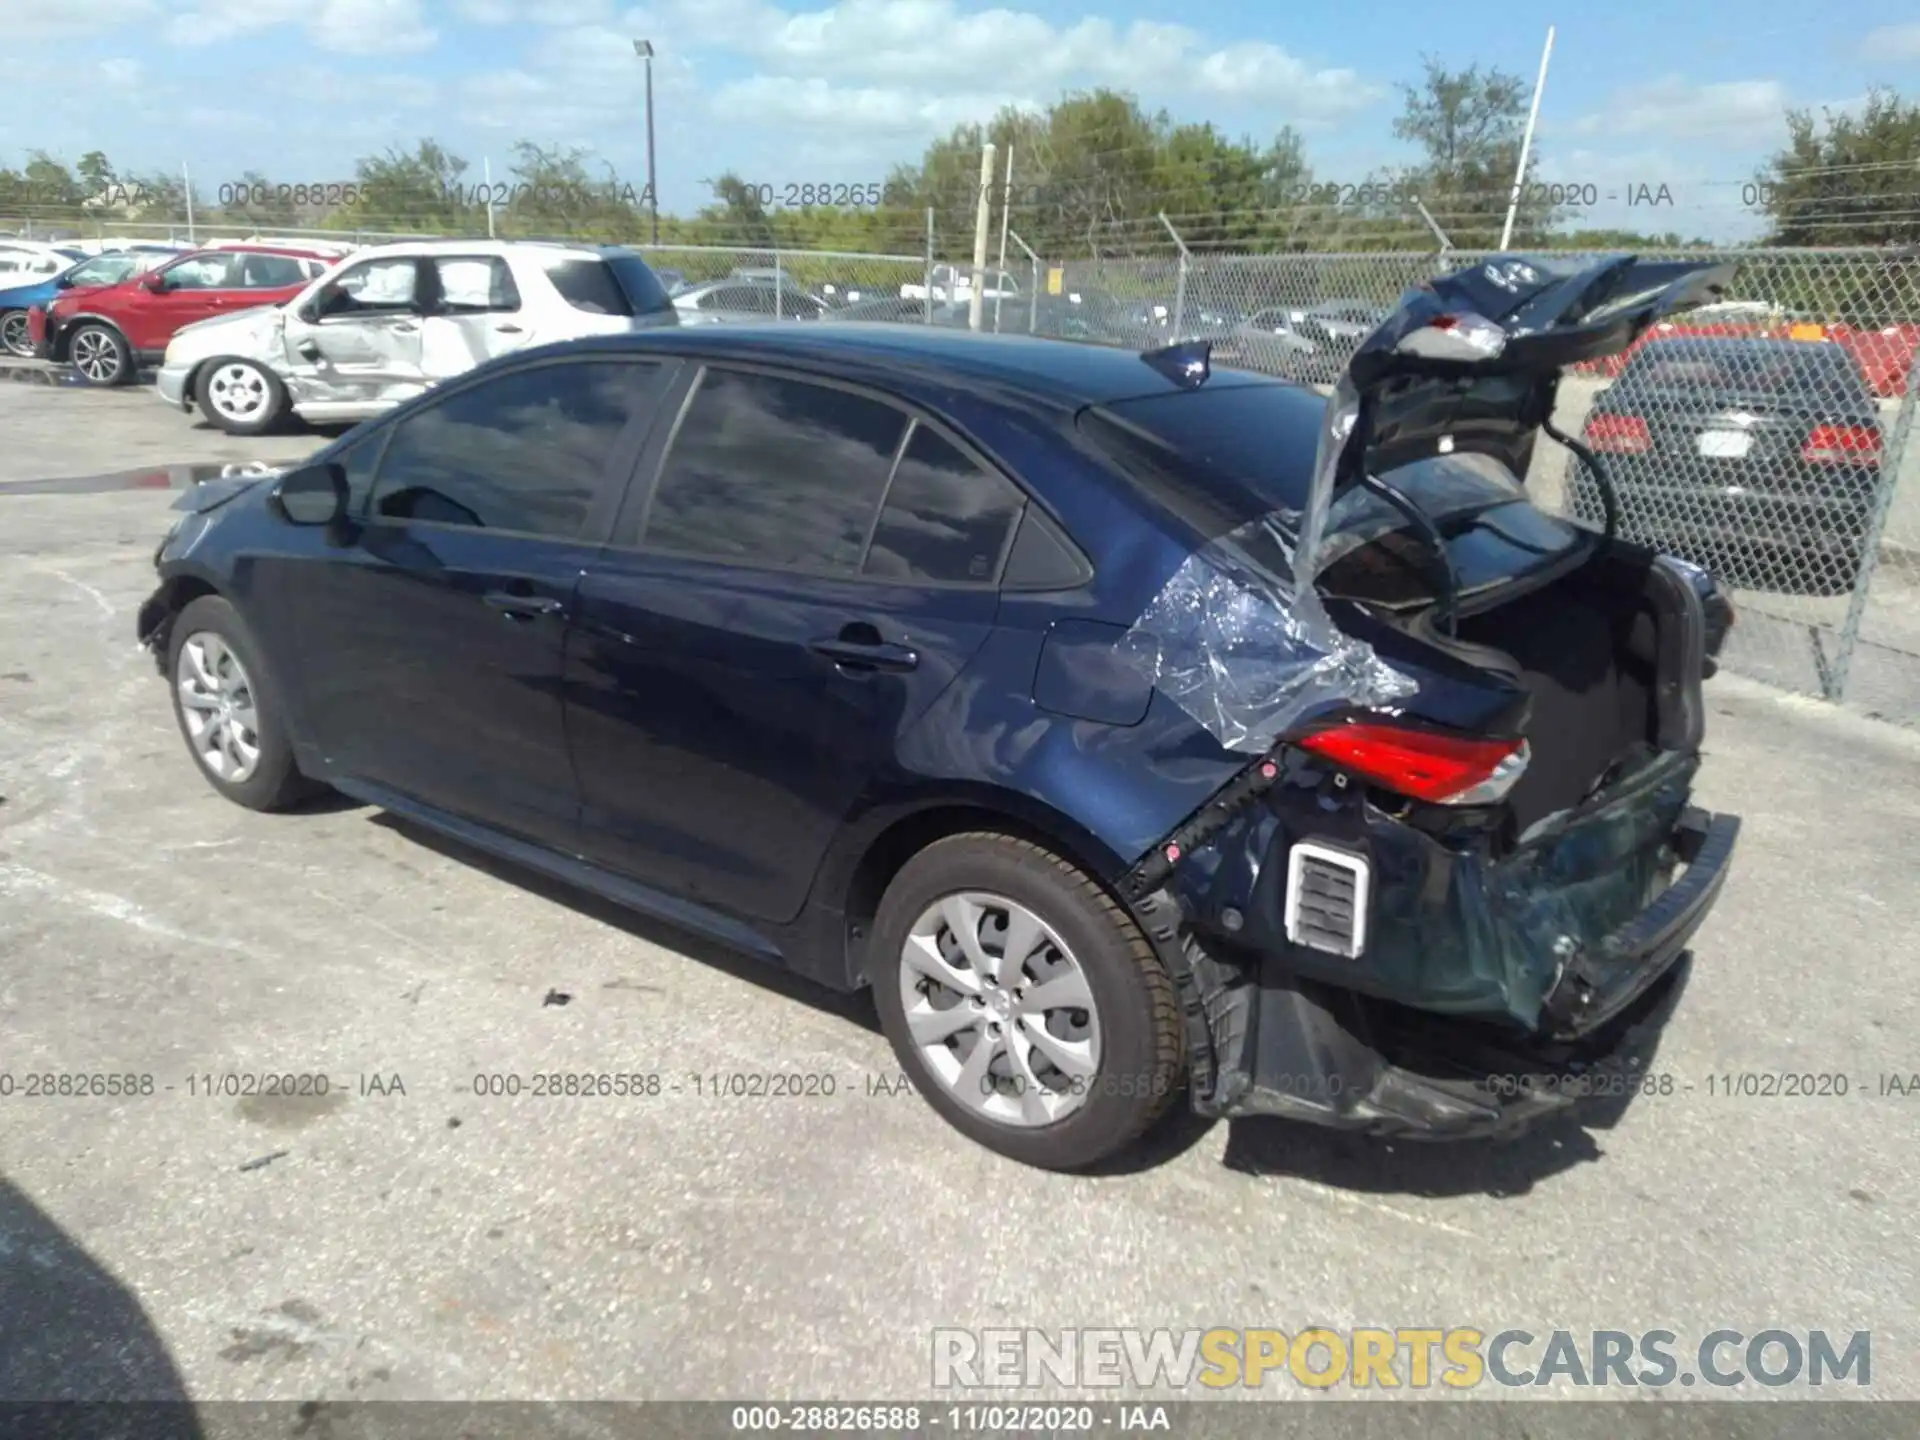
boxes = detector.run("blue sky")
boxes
[8,0,1919,240]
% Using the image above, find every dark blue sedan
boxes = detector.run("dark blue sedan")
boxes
[136,256,1744,1168]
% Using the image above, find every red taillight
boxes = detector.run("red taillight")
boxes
[1296,723,1530,805]
[1584,414,1652,454]
[1802,424,1880,467]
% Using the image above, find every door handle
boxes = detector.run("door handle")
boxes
[494,323,524,334]
[809,636,919,672]
[389,322,421,333]
[484,591,565,620]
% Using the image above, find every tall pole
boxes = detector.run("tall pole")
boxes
[1499,25,1555,252]
[635,39,659,246]
[483,157,496,239]
[182,163,195,244]
[924,206,935,325]
[968,141,995,332]
[645,53,659,245]
[993,145,1013,333]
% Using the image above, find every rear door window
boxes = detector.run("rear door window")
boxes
[435,256,520,314]
[631,368,906,571]
[864,424,1025,584]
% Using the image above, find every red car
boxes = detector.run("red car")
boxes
[30,244,338,387]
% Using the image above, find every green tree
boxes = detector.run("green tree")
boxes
[1758,86,1920,247]
[341,140,478,233]
[880,91,1320,260]
[1380,56,1563,249]
[505,141,646,241]
[76,150,116,197]
[22,152,84,210]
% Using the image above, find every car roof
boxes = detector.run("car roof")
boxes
[176,243,334,260]
[348,238,628,261]
[1636,336,1848,359]
[528,325,1293,409]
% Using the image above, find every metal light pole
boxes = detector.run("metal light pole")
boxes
[633,39,659,245]
[1499,25,1555,252]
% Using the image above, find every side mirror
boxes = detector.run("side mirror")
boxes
[271,462,349,527]
[140,270,166,292]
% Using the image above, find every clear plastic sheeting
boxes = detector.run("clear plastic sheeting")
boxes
[1119,498,1417,754]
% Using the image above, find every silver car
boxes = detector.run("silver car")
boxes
[155,240,678,435]
[671,277,829,325]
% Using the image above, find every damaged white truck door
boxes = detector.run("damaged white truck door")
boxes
[280,255,429,421]
[418,255,532,383]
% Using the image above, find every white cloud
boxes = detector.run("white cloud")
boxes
[653,0,1381,121]
[459,22,697,143]
[163,0,436,53]
[1574,76,1788,143]
[12,0,158,40]
[1861,24,1920,62]
[708,76,1032,135]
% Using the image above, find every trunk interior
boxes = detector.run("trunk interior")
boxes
[1448,560,1665,835]
[1357,539,1698,838]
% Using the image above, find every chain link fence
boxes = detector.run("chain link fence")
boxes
[10,207,1917,724]
[1028,246,1919,728]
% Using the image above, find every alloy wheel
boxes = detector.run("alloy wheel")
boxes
[898,891,1102,1127]
[205,362,269,424]
[71,328,122,383]
[0,312,29,358]
[176,630,262,784]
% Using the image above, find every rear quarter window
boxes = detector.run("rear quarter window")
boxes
[543,254,674,317]
[1077,380,1327,542]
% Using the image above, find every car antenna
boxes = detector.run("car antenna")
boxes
[1140,339,1211,389]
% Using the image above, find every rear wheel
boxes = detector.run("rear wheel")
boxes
[0,309,31,358]
[870,833,1184,1170]
[68,322,132,386]
[166,595,323,811]
[199,357,288,436]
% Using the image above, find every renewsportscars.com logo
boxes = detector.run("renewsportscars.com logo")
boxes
[930,1328,1872,1391]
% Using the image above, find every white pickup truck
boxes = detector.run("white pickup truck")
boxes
[900,262,1021,304]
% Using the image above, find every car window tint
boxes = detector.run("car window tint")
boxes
[164,254,240,289]
[369,361,658,539]
[238,254,306,288]
[543,258,630,316]
[71,255,138,286]
[330,258,416,312]
[639,369,906,571]
[436,256,520,313]
[864,425,1024,584]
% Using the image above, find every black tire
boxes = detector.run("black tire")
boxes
[196,356,289,436]
[165,595,323,811]
[869,833,1184,1170]
[0,308,32,359]
[67,321,133,386]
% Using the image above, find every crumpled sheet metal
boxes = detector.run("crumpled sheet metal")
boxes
[1119,378,1415,753]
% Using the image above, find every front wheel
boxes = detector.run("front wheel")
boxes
[68,322,133,385]
[0,309,32,358]
[870,833,1184,1170]
[198,357,289,435]
[166,595,324,811]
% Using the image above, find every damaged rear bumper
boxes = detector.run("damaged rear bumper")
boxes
[1126,748,1740,1139]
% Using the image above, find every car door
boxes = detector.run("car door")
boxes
[563,365,1026,924]
[279,255,428,408]
[117,251,243,349]
[418,254,531,382]
[248,355,679,850]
